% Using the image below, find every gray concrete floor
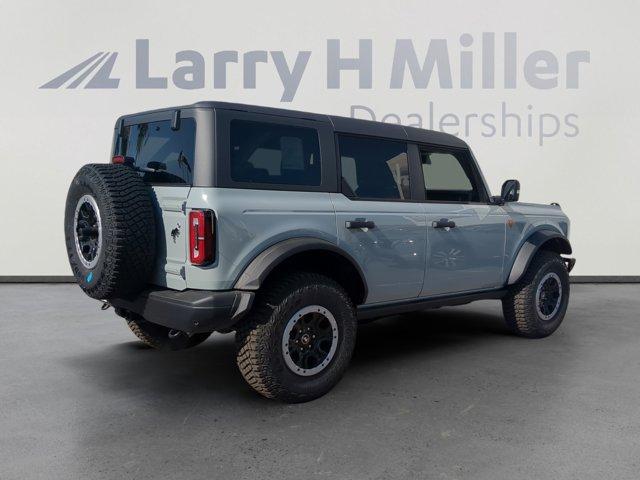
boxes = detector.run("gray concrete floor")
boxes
[1,284,638,480]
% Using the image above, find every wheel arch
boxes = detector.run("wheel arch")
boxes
[233,237,368,305]
[507,229,572,285]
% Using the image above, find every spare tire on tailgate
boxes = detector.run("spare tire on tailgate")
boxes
[64,164,156,299]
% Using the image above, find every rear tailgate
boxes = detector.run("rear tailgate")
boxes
[113,111,199,291]
[150,186,190,290]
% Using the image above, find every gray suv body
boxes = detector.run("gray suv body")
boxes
[64,101,575,402]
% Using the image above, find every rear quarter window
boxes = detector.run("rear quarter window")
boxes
[229,119,321,186]
[118,118,196,185]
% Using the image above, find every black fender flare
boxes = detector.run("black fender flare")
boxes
[233,237,369,301]
[507,230,572,285]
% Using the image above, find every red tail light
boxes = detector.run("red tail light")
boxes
[189,210,215,265]
[112,155,134,165]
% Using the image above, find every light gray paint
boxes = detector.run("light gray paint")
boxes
[149,186,190,290]
[186,187,338,291]
[331,193,426,303]
[502,202,570,284]
[422,203,506,296]
[137,103,572,306]
[177,185,570,305]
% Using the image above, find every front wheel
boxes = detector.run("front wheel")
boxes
[235,273,357,403]
[502,250,570,338]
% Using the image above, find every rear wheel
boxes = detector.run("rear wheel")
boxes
[502,250,570,338]
[124,312,211,351]
[235,273,357,403]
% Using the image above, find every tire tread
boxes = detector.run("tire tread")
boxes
[235,272,355,402]
[503,250,569,338]
[65,164,156,299]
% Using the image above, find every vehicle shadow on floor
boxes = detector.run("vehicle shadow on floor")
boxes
[351,306,509,367]
[65,305,509,403]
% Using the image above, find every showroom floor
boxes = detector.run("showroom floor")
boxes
[1,284,638,480]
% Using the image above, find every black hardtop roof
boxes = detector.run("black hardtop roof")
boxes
[123,101,468,149]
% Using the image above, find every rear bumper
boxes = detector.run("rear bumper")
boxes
[111,288,254,334]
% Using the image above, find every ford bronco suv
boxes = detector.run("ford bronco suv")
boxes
[64,101,575,402]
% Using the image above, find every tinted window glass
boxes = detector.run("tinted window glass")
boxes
[338,135,410,200]
[230,120,321,186]
[119,118,196,184]
[420,149,480,202]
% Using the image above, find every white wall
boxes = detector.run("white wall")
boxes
[1,0,638,276]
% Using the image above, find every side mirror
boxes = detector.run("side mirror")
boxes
[501,179,520,203]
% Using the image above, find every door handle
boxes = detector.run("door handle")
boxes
[432,218,456,229]
[346,220,376,229]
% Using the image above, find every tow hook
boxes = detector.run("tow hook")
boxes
[100,300,111,311]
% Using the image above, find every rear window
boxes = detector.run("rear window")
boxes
[338,135,410,200]
[229,119,321,186]
[118,118,196,185]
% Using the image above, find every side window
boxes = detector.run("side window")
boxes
[230,119,321,186]
[338,135,410,200]
[120,118,196,185]
[420,148,481,202]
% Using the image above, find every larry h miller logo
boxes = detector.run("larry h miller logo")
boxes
[40,51,120,89]
[40,36,591,145]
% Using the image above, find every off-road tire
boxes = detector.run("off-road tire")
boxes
[125,312,212,350]
[64,164,156,299]
[235,272,357,403]
[502,250,570,338]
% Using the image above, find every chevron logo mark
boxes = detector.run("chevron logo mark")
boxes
[40,52,120,89]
